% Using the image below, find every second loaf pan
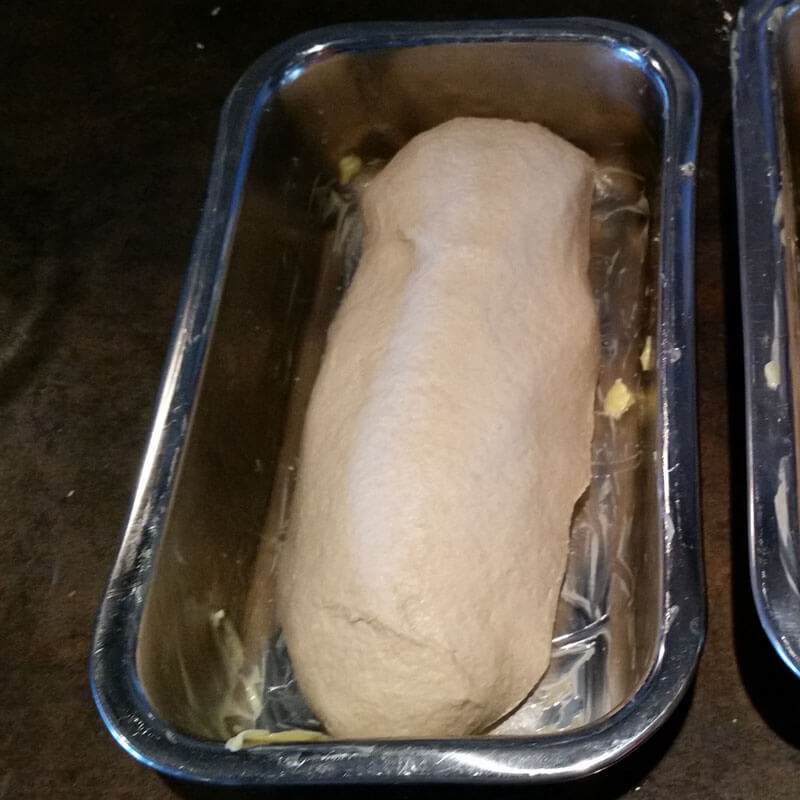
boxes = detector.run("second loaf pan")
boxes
[733,0,800,678]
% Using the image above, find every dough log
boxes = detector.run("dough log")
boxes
[277,117,599,738]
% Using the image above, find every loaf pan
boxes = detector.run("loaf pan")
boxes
[733,0,800,677]
[91,18,703,784]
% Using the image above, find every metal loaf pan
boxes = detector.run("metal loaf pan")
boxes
[92,19,703,784]
[733,0,800,678]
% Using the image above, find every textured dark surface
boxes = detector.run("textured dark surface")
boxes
[3,1,800,797]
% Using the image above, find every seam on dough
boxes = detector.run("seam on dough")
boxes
[447,648,480,698]
[321,602,432,651]
[322,601,479,701]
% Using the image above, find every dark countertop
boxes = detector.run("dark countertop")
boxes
[3,1,800,797]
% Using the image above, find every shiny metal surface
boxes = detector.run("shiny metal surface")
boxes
[733,0,800,678]
[91,19,703,784]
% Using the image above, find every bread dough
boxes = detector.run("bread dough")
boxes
[277,117,598,738]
